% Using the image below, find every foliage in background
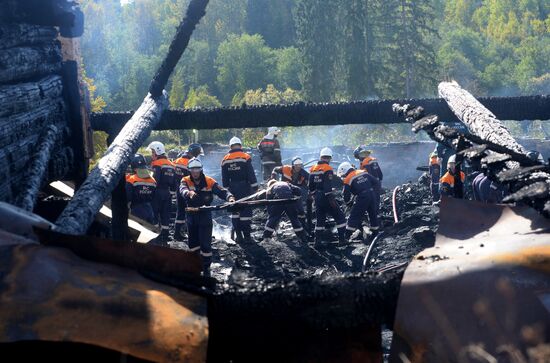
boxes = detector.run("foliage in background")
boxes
[80,0,550,150]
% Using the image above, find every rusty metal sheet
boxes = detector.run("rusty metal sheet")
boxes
[0,243,208,362]
[390,196,550,362]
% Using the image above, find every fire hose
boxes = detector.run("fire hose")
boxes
[361,232,384,272]
[392,186,400,224]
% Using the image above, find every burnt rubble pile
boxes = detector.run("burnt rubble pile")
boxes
[169,174,439,286]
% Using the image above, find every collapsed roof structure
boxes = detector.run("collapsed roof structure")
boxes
[1,0,549,362]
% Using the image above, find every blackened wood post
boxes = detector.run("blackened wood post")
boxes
[55,0,210,235]
[15,125,60,211]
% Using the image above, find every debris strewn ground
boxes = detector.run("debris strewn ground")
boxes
[170,173,438,284]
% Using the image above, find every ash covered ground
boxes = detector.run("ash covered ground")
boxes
[169,173,438,284]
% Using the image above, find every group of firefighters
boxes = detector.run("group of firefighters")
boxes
[125,127,386,275]
[126,126,544,276]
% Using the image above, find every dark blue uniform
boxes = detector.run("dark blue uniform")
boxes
[342,169,380,237]
[360,156,383,207]
[125,174,156,224]
[263,181,307,242]
[180,174,232,274]
[272,165,309,228]
[151,157,175,236]
[472,173,506,203]
[221,149,258,238]
[309,161,346,242]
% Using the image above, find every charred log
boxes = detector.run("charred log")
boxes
[0,75,63,118]
[56,0,211,236]
[15,125,60,211]
[439,81,527,156]
[55,92,169,235]
[394,81,550,217]
[0,23,58,49]
[0,42,62,84]
[91,95,550,133]
[0,98,65,149]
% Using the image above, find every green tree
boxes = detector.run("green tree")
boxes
[294,0,339,101]
[215,34,276,103]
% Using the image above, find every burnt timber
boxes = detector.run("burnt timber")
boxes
[91,94,550,133]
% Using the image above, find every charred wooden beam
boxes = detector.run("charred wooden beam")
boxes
[0,75,63,118]
[0,42,62,84]
[91,95,550,133]
[55,93,169,235]
[55,0,210,235]
[438,81,527,156]
[0,23,58,50]
[15,125,60,211]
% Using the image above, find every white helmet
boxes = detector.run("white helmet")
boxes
[229,136,242,146]
[268,126,281,135]
[447,154,457,167]
[292,156,303,166]
[188,157,203,170]
[320,147,333,158]
[148,141,165,155]
[337,162,354,177]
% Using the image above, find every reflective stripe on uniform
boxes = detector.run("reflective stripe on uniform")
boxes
[240,217,252,221]
[175,220,186,224]
[346,226,356,231]
[336,223,346,228]
[230,214,239,219]
[222,158,248,166]
[293,227,303,232]
[265,226,275,232]
[161,225,170,230]
[315,227,325,231]
[132,181,156,187]
[201,251,213,257]
[250,183,258,188]
[262,161,277,165]
[189,246,200,252]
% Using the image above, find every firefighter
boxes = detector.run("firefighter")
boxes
[271,156,309,230]
[258,126,282,180]
[309,147,347,246]
[262,180,309,243]
[429,152,441,202]
[337,162,380,242]
[125,154,156,224]
[354,146,383,207]
[180,158,234,277]
[149,141,175,243]
[440,155,465,198]
[222,137,259,244]
[472,172,506,203]
[173,143,203,241]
